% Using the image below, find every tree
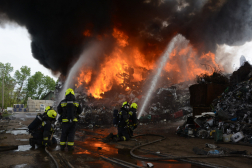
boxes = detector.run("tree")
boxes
[0,62,16,108]
[25,72,56,100]
[41,75,56,98]
[14,66,31,102]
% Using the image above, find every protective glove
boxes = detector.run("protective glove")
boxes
[134,125,138,129]
[44,140,52,147]
[130,126,134,131]
[124,125,129,129]
[44,141,48,147]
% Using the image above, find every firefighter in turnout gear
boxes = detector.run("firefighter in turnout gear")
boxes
[29,109,57,148]
[114,101,131,141]
[128,103,138,137]
[44,106,53,114]
[57,88,82,151]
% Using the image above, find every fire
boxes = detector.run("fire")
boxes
[165,45,218,83]
[77,28,220,98]
[77,70,92,88]
[88,52,127,98]
[83,29,91,37]
[112,28,129,47]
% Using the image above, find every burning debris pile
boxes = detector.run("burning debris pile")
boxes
[196,68,229,85]
[58,77,193,127]
[177,62,252,144]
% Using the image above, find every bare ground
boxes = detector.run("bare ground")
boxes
[0,113,252,168]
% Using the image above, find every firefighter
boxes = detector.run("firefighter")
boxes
[128,103,138,137]
[44,106,53,114]
[57,88,82,151]
[114,101,131,141]
[29,109,57,148]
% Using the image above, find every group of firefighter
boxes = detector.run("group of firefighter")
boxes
[28,88,138,151]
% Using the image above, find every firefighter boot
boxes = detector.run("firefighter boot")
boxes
[60,145,66,151]
[29,138,36,148]
[113,136,119,142]
[68,146,74,151]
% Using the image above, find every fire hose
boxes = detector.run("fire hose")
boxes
[44,130,59,168]
[45,147,59,168]
[130,134,252,161]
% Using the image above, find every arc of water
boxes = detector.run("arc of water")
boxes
[137,35,182,119]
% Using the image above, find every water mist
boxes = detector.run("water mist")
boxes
[137,34,183,119]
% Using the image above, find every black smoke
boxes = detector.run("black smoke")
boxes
[0,0,252,75]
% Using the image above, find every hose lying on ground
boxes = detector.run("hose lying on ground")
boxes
[45,147,59,168]
[0,145,18,152]
[130,134,252,161]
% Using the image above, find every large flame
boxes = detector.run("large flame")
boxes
[77,28,219,98]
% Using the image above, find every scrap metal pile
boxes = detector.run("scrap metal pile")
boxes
[77,83,192,127]
[139,84,192,123]
[177,78,252,144]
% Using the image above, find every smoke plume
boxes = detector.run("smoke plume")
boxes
[0,0,252,75]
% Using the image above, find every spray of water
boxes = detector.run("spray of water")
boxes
[59,56,85,100]
[137,34,182,119]
[58,42,102,100]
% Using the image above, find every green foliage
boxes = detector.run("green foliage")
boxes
[25,72,56,100]
[14,66,31,103]
[0,62,16,108]
[0,62,56,108]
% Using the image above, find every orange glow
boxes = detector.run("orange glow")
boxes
[74,150,91,155]
[77,70,92,88]
[164,45,218,83]
[77,29,220,98]
[112,28,129,47]
[75,140,118,155]
[83,29,91,37]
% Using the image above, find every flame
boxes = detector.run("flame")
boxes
[83,29,91,37]
[77,70,92,88]
[77,28,220,98]
[164,45,218,83]
[112,28,129,47]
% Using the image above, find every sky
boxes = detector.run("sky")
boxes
[0,25,252,80]
[0,24,59,80]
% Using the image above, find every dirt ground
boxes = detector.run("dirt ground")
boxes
[0,113,252,168]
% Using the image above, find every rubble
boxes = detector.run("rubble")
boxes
[196,69,229,85]
[230,62,252,85]
[139,82,192,123]
[177,76,252,144]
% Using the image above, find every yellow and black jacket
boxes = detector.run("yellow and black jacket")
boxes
[57,94,82,123]
[42,119,55,145]
[128,108,138,130]
[118,107,129,127]
[31,117,55,146]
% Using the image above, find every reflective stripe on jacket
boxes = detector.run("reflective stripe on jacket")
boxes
[59,100,80,122]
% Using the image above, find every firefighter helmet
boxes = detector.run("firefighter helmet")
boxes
[130,103,138,109]
[122,101,129,107]
[47,110,57,119]
[45,106,52,113]
[65,88,75,96]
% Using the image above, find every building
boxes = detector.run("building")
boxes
[41,91,55,100]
